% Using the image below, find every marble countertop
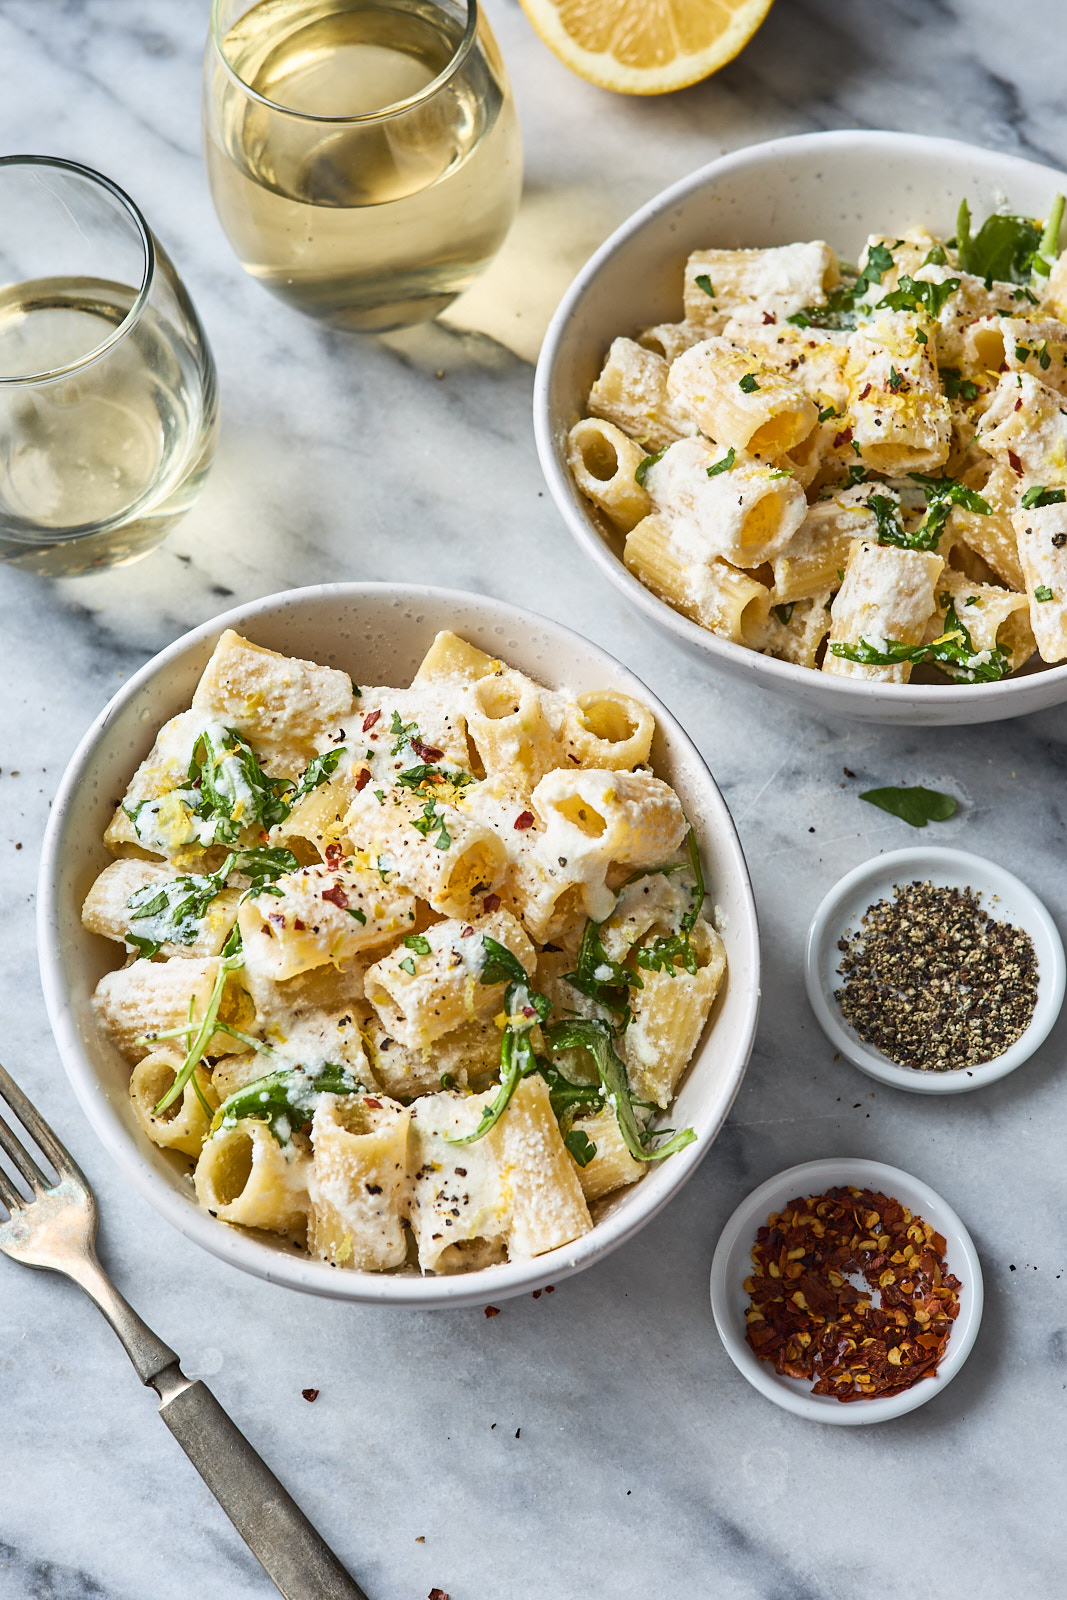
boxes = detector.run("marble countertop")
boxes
[2,1,1065,1595]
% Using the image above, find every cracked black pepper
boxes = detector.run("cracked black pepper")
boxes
[835,879,1038,1072]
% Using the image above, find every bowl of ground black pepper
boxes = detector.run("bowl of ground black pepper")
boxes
[710,1157,984,1424]
[805,848,1065,1094]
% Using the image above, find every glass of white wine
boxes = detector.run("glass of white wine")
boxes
[204,0,523,332]
[0,157,219,577]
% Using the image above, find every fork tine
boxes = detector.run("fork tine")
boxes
[0,1159,23,1212]
[0,1061,81,1184]
[0,1107,51,1192]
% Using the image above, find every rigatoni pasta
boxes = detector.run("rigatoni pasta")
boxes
[83,629,727,1277]
[568,197,1067,684]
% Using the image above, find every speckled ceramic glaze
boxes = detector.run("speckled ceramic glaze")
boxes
[37,584,760,1307]
[534,129,1067,726]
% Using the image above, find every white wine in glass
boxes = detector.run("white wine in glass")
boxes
[204,0,523,331]
[0,158,218,576]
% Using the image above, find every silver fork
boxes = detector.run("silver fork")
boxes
[0,1060,369,1600]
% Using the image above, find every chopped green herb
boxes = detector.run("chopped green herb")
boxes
[915,328,928,345]
[694,273,716,298]
[888,366,905,391]
[705,446,736,478]
[879,274,960,318]
[738,373,761,394]
[288,747,344,808]
[389,710,419,754]
[351,681,362,698]
[941,367,980,402]
[399,956,417,976]
[921,245,948,268]
[396,762,473,792]
[774,602,795,626]
[818,405,842,423]
[346,906,367,925]
[1035,585,1055,602]
[1020,485,1067,509]
[404,933,432,955]
[635,446,668,487]
[858,785,958,828]
[1015,343,1031,364]
[373,788,385,804]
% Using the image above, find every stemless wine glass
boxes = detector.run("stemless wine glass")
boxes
[0,157,219,577]
[203,0,523,332]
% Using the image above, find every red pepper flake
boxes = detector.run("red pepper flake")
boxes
[325,843,343,867]
[483,893,501,913]
[364,1097,382,1109]
[429,1590,450,1600]
[354,767,371,792]
[484,1305,500,1318]
[301,1388,319,1402]
[362,709,381,732]
[411,737,444,763]
[460,925,475,937]
[1014,398,1024,412]
[762,310,777,325]
[321,883,349,908]
[743,1186,961,1401]
[858,383,872,402]
[833,426,853,449]
[521,1005,536,1018]
[532,1289,542,1299]
[292,918,306,931]
[268,912,285,928]
[544,1285,555,1294]
[258,829,270,844]
[1009,449,1023,475]
[514,810,535,831]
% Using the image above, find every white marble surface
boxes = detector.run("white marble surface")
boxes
[2,1,1066,1595]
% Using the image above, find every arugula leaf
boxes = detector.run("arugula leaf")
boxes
[829,597,1011,682]
[189,728,293,844]
[858,786,958,828]
[956,198,1042,284]
[233,846,299,894]
[288,747,344,808]
[479,934,528,988]
[564,918,642,1018]
[537,1060,603,1122]
[818,405,842,424]
[680,825,705,935]
[545,1019,695,1163]
[563,1129,597,1167]
[921,245,948,268]
[389,710,419,754]
[211,1064,360,1146]
[450,976,550,1145]
[635,934,699,977]
[866,476,987,555]
[1020,485,1067,509]
[706,447,736,478]
[125,846,298,957]
[396,762,473,792]
[153,934,246,1116]
[635,446,668,487]
[1031,194,1066,280]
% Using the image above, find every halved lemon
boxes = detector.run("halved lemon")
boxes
[517,0,776,95]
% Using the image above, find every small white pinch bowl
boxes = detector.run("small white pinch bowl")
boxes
[805,846,1065,1095]
[37,584,760,1308]
[710,1157,984,1425]
[534,128,1067,725]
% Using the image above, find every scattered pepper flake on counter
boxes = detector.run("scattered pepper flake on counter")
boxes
[836,880,1038,1071]
[301,1388,319,1402]
[744,1186,961,1399]
[484,1305,500,1318]
[429,1589,450,1600]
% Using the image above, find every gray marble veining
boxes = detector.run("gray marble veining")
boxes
[1,1,1065,1595]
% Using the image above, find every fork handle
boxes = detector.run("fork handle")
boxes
[154,1366,370,1600]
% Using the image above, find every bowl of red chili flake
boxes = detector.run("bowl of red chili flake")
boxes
[710,1158,983,1424]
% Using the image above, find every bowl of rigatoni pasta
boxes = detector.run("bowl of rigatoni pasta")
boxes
[534,129,1067,724]
[37,584,760,1306]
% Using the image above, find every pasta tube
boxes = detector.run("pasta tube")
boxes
[566,418,652,533]
[624,514,771,646]
[845,311,951,474]
[1012,501,1067,661]
[308,1095,411,1270]
[667,338,818,456]
[824,540,944,682]
[642,438,807,566]
[587,337,696,452]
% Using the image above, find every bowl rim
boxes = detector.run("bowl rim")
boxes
[709,1156,985,1425]
[803,845,1066,1094]
[37,581,761,1307]
[533,127,1067,714]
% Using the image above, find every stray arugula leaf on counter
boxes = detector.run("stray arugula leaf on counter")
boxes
[706,447,736,478]
[1020,485,1067,509]
[858,785,958,829]
[694,273,716,298]
[738,373,761,394]
[545,1019,695,1163]
[211,1064,361,1145]
[635,446,668,487]
[956,198,1043,285]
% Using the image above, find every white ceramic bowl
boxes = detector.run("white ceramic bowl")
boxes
[709,1157,984,1425]
[37,584,760,1307]
[805,847,1065,1094]
[534,129,1067,725]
